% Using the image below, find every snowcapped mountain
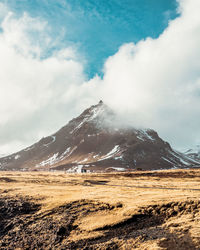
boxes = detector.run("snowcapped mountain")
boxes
[0,101,199,172]
[184,145,200,161]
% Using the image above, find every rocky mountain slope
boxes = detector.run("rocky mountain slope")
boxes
[184,145,200,162]
[0,101,199,172]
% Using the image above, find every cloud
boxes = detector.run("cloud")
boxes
[88,0,200,150]
[0,9,85,154]
[1,0,200,154]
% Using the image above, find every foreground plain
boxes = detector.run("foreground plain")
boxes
[0,169,200,249]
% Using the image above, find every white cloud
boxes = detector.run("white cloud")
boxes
[1,0,200,154]
[88,0,200,150]
[0,8,85,154]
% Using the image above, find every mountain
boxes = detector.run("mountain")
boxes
[184,145,200,162]
[0,101,199,172]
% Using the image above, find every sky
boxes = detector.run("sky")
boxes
[0,0,200,155]
[3,0,178,77]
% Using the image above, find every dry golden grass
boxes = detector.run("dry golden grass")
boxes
[0,169,200,249]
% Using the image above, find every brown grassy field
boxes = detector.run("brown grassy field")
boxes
[0,169,200,249]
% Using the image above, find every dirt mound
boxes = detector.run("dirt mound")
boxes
[0,196,40,235]
[95,200,200,232]
[68,200,200,249]
[0,197,118,249]
[0,196,199,249]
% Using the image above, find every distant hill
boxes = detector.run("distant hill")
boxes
[184,145,200,162]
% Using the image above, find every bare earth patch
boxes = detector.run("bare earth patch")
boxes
[0,169,200,249]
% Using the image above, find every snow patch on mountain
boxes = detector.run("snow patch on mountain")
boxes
[80,158,88,163]
[37,153,59,167]
[98,145,120,161]
[162,157,175,165]
[14,154,20,160]
[70,103,105,134]
[61,147,71,156]
[93,154,99,159]
[169,150,200,166]
[88,134,96,137]
[136,129,155,141]
[24,146,35,152]
[184,145,200,158]
[43,136,56,147]
[115,155,123,160]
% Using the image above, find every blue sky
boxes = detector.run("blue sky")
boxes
[3,0,178,77]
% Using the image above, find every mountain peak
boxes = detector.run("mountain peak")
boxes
[78,101,114,126]
[0,102,199,172]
